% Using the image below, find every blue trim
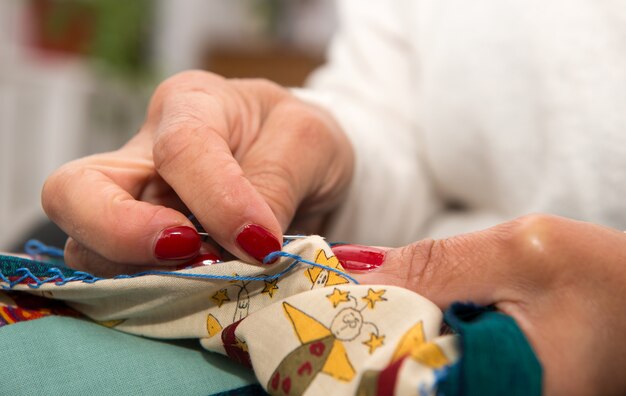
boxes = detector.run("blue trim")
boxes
[0,266,102,289]
[0,249,359,289]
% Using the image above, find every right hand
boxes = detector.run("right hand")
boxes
[42,70,354,276]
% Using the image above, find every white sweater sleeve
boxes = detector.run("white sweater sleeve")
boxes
[296,0,626,243]
[294,0,438,247]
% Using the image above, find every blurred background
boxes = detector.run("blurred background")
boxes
[0,0,337,251]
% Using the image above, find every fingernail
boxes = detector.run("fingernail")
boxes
[154,226,201,260]
[236,224,281,263]
[176,252,221,269]
[332,244,386,271]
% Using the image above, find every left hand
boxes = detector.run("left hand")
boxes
[335,214,626,396]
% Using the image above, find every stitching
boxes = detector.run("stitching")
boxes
[0,267,103,289]
[0,250,359,289]
[24,239,65,259]
[264,251,359,284]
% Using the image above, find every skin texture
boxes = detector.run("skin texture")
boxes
[42,74,626,395]
[353,214,626,396]
[42,71,354,274]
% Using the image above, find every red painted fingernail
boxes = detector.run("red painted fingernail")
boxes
[176,252,221,269]
[236,224,281,263]
[331,244,386,271]
[154,226,201,260]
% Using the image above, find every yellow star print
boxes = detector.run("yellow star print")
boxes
[262,279,279,298]
[211,289,230,307]
[362,288,387,309]
[305,250,350,287]
[363,333,385,354]
[326,288,350,308]
[392,321,449,369]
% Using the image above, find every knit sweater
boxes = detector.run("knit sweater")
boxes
[297,0,626,246]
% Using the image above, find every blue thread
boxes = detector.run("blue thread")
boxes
[0,267,103,289]
[1,248,359,288]
[264,251,360,284]
[113,259,303,283]
[24,239,65,259]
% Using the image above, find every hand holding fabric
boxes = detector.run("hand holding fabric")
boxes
[42,71,353,275]
[345,214,626,395]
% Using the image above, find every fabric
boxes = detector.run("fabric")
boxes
[0,237,541,395]
[1,237,460,395]
[438,304,542,396]
[0,316,259,396]
[294,0,626,245]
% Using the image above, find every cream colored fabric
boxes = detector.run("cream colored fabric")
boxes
[8,236,459,395]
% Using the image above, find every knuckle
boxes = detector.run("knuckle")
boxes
[244,78,282,93]
[232,78,287,101]
[510,213,563,256]
[152,125,197,172]
[286,104,332,150]
[150,71,225,116]
[41,163,84,218]
[400,238,440,292]
[503,213,569,284]
[154,70,219,97]
[152,95,227,171]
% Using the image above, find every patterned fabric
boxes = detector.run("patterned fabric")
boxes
[0,291,80,327]
[0,236,540,395]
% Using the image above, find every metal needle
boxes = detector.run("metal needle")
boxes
[197,232,321,240]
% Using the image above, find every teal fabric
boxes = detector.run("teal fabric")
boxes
[0,253,75,277]
[437,303,542,396]
[0,316,260,396]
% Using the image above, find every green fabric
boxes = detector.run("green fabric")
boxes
[0,316,259,396]
[437,303,542,396]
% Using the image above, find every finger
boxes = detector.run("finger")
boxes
[152,90,283,263]
[42,135,201,266]
[345,215,563,309]
[341,216,626,396]
[63,238,170,278]
[64,238,223,278]
[240,99,352,231]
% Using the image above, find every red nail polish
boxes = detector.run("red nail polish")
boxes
[176,252,221,269]
[236,224,281,263]
[154,226,201,260]
[331,244,386,271]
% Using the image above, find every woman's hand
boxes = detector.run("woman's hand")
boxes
[338,214,626,395]
[42,71,353,275]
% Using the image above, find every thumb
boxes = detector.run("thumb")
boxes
[42,158,201,267]
[42,132,202,267]
[337,216,543,309]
